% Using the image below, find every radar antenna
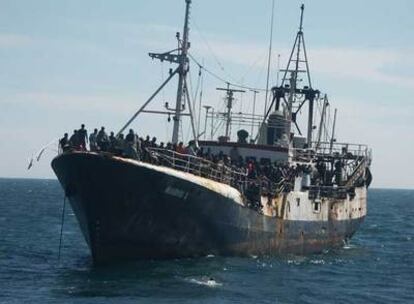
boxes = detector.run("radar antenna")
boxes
[216,84,245,140]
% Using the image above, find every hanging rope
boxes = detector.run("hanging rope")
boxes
[57,196,67,262]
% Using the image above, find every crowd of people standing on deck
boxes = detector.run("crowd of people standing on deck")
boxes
[59,124,200,161]
[59,125,328,185]
[59,124,347,212]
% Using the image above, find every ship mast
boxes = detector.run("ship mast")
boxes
[259,4,319,147]
[117,0,196,145]
[172,0,191,144]
[282,4,314,146]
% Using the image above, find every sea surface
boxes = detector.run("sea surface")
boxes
[0,178,413,304]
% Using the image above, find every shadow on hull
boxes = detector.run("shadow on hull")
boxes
[52,152,364,264]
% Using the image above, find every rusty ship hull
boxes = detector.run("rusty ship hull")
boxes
[52,152,366,264]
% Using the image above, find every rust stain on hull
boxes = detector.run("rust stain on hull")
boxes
[52,152,366,263]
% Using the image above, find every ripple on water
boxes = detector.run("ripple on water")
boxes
[186,277,223,288]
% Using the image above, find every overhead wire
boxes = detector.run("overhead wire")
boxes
[185,69,198,142]
[188,52,267,92]
[179,12,286,140]
[238,51,269,84]
[192,18,244,85]
[264,0,276,116]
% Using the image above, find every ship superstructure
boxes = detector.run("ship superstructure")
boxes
[52,1,372,264]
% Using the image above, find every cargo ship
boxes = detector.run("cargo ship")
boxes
[52,1,372,264]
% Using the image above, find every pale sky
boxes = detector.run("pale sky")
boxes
[0,0,413,189]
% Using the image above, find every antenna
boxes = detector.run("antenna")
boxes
[250,90,259,140]
[276,54,281,86]
[202,105,212,140]
[216,84,245,140]
[264,0,276,117]
[316,94,329,149]
[329,108,338,153]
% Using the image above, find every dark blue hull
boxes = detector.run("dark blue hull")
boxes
[52,152,365,264]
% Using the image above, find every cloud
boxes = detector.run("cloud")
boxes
[309,47,414,88]
[186,34,414,89]
[0,33,33,48]
[102,21,414,90]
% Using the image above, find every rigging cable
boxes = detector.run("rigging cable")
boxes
[238,51,268,85]
[187,52,266,92]
[197,65,204,136]
[160,61,170,139]
[186,69,201,142]
[192,19,243,85]
[191,68,202,138]
[184,77,192,143]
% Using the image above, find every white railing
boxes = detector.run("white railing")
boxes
[146,148,248,187]
[293,141,370,161]
[146,148,291,196]
[316,142,369,157]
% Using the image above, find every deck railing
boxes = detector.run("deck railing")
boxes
[317,142,369,157]
[146,148,291,196]
[293,141,370,162]
[146,148,298,194]
[146,148,248,188]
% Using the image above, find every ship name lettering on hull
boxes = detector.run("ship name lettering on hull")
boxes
[164,186,189,200]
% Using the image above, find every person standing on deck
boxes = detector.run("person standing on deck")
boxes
[89,128,98,151]
[59,133,69,153]
[109,132,117,153]
[230,146,239,164]
[185,141,197,156]
[142,135,150,149]
[69,130,80,149]
[78,124,88,151]
[97,127,109,151]
[116,133,125,155]
[150,137,157,147]
[176,142,186,154]
[125,129,139,159]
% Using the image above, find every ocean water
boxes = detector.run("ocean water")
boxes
[0,178,413,304]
